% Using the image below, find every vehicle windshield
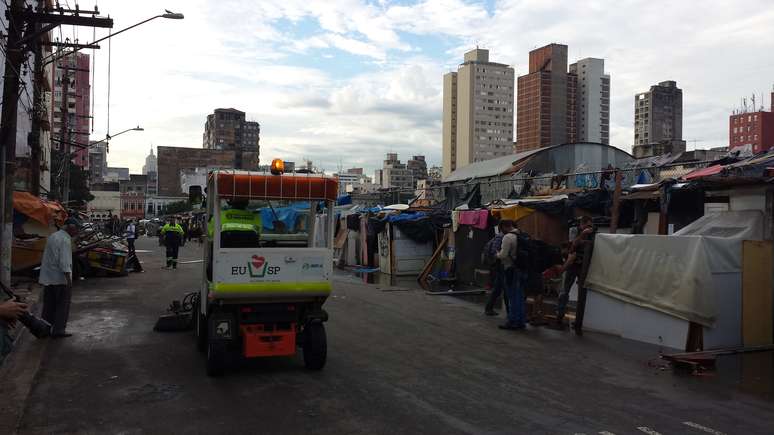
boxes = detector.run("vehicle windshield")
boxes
[217,199,323,248]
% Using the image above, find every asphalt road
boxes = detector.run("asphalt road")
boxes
[7,237,774,434]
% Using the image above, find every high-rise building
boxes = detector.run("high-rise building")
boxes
[442,48,514,177]
[142,147,157,174]
[569,58,610,144]
[407,155,428,181]
[633,81,683,148]
[516,43,578,153]
[729,92,774,154]
[203,108,260,151]
[442,72,458,176]
[51,52,90,169]
[203,108,260,168]
[88,142,108,183]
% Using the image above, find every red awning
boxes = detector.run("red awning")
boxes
[683,165,724,181]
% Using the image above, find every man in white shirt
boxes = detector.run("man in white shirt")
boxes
[39,219,79,338]
[126,219,136,256]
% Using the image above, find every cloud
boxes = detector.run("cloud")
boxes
[85,0,774,178]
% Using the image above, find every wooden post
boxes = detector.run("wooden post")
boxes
[609,171,623,234]
[573,239,594,336]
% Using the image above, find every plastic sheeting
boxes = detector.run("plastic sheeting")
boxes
[585,210,764,327]
[12,192,67,226]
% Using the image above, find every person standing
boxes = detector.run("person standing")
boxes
[125,219,144,273]
[126,219,137,256]
[39,219,79,338]
[554,215,595,329]
[160,217,185,269]
[483,222,507,316]
[496,220,526,330]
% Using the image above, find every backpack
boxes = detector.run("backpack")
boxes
[511,231,533,270]
[480,234,501,267]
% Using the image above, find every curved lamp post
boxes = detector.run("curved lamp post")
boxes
[43,10,185,66]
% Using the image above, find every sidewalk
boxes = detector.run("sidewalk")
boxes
[0,281,46,435]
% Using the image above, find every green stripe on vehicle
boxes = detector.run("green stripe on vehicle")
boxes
[210,281,332,293]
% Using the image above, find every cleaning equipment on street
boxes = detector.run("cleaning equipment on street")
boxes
[194,163,337,376]
[154,292,198,332]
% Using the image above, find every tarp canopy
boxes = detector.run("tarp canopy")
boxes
[13,192,67,226]
[585,211,764,327]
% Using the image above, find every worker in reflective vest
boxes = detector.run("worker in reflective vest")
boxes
[208,199,262,241]
[160,216,185,269]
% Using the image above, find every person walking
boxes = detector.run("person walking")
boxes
[483,222,508,316]
[160,216,185,269]
[39,218,79,338]
[553,215,595,329]
[496,220,526,330]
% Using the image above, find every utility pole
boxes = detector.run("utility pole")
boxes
[0,2,112,287]
[28,16,43,196]
[59,64,70,204]
[0,0,26,286]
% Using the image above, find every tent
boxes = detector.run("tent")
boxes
[584,210,763,349]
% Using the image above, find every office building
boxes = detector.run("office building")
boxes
[729,92,774,154]
[51,52,90,168]
[516,43,577,153]
[380,153,415,190]
[442,48,514,177]
[157,146,260,196]
[203,108,260,168]
[633,81,684,152]
[569,58,610,144]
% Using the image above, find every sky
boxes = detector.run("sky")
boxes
[66,0,774,177]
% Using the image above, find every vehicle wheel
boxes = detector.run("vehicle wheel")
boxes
[206,341,226,377]
[303,323,327,370]
[194,300,207,353]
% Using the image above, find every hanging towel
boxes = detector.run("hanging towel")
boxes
[458,209,489,230]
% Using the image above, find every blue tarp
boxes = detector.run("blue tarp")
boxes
[385,211,427,223]
[260,202,309,231]
[337,195,352,205]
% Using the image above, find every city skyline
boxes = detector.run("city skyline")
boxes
[83,0,774,176]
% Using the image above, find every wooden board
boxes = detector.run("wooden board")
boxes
[742,240,774,346]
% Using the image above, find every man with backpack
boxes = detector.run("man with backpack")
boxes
[483,221,507,316]
[496,220,527,330]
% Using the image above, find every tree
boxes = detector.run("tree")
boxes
[163,200,192,215]
[50,149,94,208]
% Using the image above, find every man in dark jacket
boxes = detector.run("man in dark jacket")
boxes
[483,221,507,316]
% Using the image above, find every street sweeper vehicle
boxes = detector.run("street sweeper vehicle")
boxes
[195,161,337,376]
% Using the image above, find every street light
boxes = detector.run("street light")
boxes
[43,10,185,66]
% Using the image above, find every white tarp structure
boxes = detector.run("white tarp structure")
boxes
[584,211,763,349]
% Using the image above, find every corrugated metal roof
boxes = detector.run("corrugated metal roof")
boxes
[443,147,552,182]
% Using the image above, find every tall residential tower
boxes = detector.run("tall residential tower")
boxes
[569,58,610,144]
[632,81,684,157]
[516,43,576,153]
[442,48,514,177]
